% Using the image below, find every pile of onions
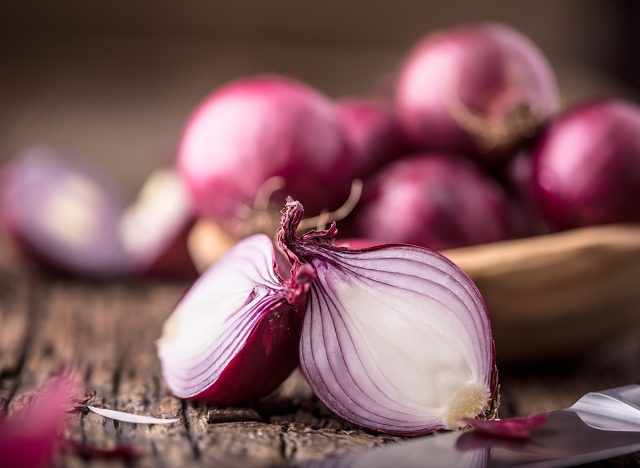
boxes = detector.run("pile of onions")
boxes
[353,154,511,250]
[177,75,354,235]
[159,199,498,435]
[395,23,558,164]
[532,99,640,229]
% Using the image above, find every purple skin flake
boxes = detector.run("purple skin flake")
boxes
[463,412,549,439]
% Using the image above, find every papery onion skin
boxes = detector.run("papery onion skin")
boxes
[0,374,78,468]
[337,98,404,177]
[0,147,135,278]
[532,99,640,230]
[395,23,558,164]
[158,235,310,405]
[177,75,354,233]
[354,154,511,250]
[279,199,498,436]
[462,412,548,440]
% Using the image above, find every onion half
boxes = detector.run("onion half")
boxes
[278,199,498,435]
[0,147,134,277]
[157,234,309,405]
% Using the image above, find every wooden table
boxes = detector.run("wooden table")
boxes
[0,254,639,467]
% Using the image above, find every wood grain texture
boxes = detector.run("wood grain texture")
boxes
[0,249,638,466]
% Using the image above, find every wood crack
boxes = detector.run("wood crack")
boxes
[181,399,201,460]
[1,283,40,413]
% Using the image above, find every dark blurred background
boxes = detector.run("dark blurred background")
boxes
[0,0,638,197]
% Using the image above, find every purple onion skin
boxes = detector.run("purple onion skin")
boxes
[395,23,558,164]
[0,147,135,278]
[191,299,304,405]
[462,412,549,440]
[337,98,404,177]
[178,75,355,229]
[354,154,511,250]
[0,375,76,468]
[532,100,640,230]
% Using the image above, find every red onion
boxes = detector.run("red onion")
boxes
[337,98,403,177]
[177,75,354,235]
[354,154,511,250]
[395,23,558,164]
[532,99,640,229]
[0,147,134,277]
[278,199,497,435]
[504,151,549,237]
[157,235,311,405]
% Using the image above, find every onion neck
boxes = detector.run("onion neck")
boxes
[277,197,338,265]
[450,97,541,154]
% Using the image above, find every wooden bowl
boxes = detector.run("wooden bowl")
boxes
[443,224,640,362]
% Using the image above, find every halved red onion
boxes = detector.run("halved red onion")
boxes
[157,234,310,405]
[177,75,354,234]
[118,168,198,279]
[395,23,558,164]
[353,154,511,250]
[532,99,640,229]
[278,199,497,436]
[0,147,134,277]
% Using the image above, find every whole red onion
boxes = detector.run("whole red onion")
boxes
[337,98,403,177]
[177,75,354,234]
[395,23,558,164]
[532,100,640,229]
[354,154,511,250]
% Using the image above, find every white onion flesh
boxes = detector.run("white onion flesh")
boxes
[158,235,285,398]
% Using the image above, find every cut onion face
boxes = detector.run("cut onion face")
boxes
[118,168,198,279]
[278,200,497,436]
[158,234,308,405]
